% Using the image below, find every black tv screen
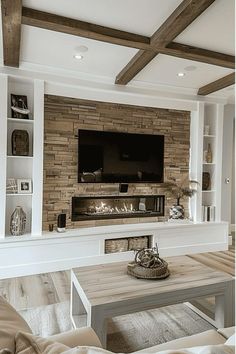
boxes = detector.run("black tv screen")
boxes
[78,129,164,183]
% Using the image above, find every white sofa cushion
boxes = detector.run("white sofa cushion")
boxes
[15,331,69,354]
[14,332,235,354]
[218,327,235,340]
[55,344,235,354]
[132,330,225,354]
[49,328,102,348]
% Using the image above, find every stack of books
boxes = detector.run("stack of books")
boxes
[202,205,215,221]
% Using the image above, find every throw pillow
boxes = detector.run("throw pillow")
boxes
[0,296,32,352]
[15,332,70,354]
[225,333,235,346]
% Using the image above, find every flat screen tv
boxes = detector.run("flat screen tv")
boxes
[78,129,164,183]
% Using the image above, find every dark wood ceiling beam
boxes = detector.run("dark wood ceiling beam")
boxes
[165,42,235,69]
[21,7,151,50]
[116,0,216,85]
[1,0,22,67]
[198,72,235,95]
[20,5,234,73]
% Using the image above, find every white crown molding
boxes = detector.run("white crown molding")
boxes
[0,60,229,112]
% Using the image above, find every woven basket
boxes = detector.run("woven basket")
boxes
[128,236,149,251]
[105,238,128,253]
[127,259,170,279]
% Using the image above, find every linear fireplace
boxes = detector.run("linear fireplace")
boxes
[71,195,165,221]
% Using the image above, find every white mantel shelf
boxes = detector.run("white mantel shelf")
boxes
[0,221,228,279]
[0,220,225,244]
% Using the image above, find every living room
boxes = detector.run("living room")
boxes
[0,0,235,353]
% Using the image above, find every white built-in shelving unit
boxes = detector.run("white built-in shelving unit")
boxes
[201,104,223,222]
[190,102,223,223]
[0,74,44,239]
[0,73,229,279]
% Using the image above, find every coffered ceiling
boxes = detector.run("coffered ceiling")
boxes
[0,0,235,101]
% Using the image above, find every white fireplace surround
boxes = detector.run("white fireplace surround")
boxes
[0,221,228,279]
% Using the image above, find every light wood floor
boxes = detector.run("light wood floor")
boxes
[0,241,234,353]
[0,240,234,311]
[190,243,235,276]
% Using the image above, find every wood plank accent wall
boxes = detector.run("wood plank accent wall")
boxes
[43,95,190,231]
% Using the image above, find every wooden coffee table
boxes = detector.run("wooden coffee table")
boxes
[70,256,234,347]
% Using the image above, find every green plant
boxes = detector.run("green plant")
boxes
[164,176,198,205]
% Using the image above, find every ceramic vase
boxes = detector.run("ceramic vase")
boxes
[10,206,26,236]
[169,199,185,220]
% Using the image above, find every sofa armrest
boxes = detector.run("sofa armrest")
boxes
[132,330,225,354]
[217,327,235,339]
[48,327,102,348]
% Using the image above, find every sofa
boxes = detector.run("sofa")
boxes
[0,296,234,353]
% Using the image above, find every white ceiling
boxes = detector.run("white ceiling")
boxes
[0,0,235,100]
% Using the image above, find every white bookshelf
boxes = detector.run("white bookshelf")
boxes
[0,74,44,238]
[190,102,224,223]
[201,104,223,222]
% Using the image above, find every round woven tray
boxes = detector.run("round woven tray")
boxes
[127,260,170,280]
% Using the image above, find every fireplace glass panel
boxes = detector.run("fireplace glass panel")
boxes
[72,195,164,221]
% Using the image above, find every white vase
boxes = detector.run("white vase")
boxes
[10,206,26,236]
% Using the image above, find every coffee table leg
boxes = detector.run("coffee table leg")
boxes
[215,280,234,328]
[70,281,87,328]
[88,307,107,348]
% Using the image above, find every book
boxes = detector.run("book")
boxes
[202,205,215,222]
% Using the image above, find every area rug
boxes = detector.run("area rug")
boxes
[19,301,72,337]
[20,301,214,353]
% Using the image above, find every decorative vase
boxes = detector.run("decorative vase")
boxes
[169,199,185,220]
[10,206,26,236]
[202,172,211,191]
[11,129,29,156]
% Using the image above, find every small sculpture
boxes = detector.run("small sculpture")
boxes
[127,243,170,279]
[11,94,30,119]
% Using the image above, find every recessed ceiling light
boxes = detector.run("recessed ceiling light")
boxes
[75,45,88,53]
[74,54,83,60]
[184,65,197,71]
[177,72,185,77]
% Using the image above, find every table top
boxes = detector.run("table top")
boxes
[72,255,233,306]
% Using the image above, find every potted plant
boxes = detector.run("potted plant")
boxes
[164,176,198,220]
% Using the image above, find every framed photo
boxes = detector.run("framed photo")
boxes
[6,178,17,194]
[11,94,30,119]
[17,179,32,194]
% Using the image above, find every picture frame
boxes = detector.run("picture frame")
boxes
[11,94,30,119]
[6,178,17,194]
[17,179,32,194]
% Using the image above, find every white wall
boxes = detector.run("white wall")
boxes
[221,104,235,230]
[231,118,235,228]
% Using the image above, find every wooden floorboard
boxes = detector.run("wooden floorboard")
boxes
[188,240,235,319]
[190,243,235,276]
